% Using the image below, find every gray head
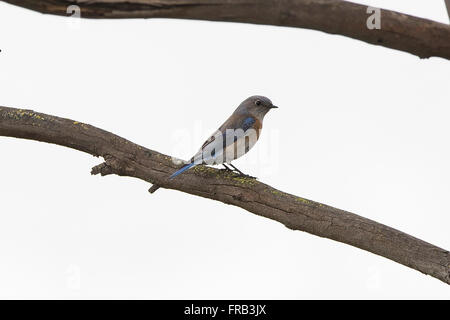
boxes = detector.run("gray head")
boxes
[235,95,278,120]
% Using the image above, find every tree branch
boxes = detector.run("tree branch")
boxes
[0,106,448,284]
[446,0,450,22]
[2,0,450,60]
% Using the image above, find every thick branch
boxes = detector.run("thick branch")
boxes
[0,106,449,284]
[3,0,450,60]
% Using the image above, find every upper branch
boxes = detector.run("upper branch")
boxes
[0,106,449,285]
[2,0,450,60]
[446,0,450,22]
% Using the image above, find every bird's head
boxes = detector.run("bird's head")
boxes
[237,95,278,120]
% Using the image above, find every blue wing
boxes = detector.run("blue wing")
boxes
[241,117,256,132]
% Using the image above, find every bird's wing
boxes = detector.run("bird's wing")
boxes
[222,115,261,162]
[200,130,221,150]
[191,114,259,164]
[190,129,226,164]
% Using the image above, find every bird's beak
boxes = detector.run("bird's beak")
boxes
[270,105,278,109]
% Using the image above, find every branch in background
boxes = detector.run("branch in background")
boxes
[0,106,449,284]
[446,0,450,22]
[2,0,450,60]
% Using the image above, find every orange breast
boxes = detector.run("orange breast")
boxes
[254,119,262,139]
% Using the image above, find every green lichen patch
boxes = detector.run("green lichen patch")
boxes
[231,176,257,185]
[192,165,216,175]
[73,121,89,130]
[296,197,312,204]
[6,109,47,121]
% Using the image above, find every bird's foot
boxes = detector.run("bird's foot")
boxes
[228,164,257,179]
[221,164,257,179]
[221,164,233,171]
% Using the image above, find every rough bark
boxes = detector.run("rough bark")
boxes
[2,0,450,60]
[0,106,449,285]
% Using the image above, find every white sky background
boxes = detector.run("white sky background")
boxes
[0,1,449,298]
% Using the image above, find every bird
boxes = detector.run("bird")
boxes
[169,95,278,179]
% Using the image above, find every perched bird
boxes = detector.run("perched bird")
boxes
[170,95,278,179]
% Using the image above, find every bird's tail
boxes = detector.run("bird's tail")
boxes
[169,163,196,179]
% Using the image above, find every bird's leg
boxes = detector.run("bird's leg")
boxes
[229,163,244,175]
[222,164,233,171]
[229,164,257,179]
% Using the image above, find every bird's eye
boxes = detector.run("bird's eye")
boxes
[255,100,262,106]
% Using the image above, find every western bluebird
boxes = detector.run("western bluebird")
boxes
[170,95,278,179]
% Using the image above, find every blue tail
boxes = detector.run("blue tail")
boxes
[169,163,196,179]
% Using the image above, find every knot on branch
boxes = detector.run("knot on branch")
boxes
[91,162,113,176]
[91,155,132,176]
